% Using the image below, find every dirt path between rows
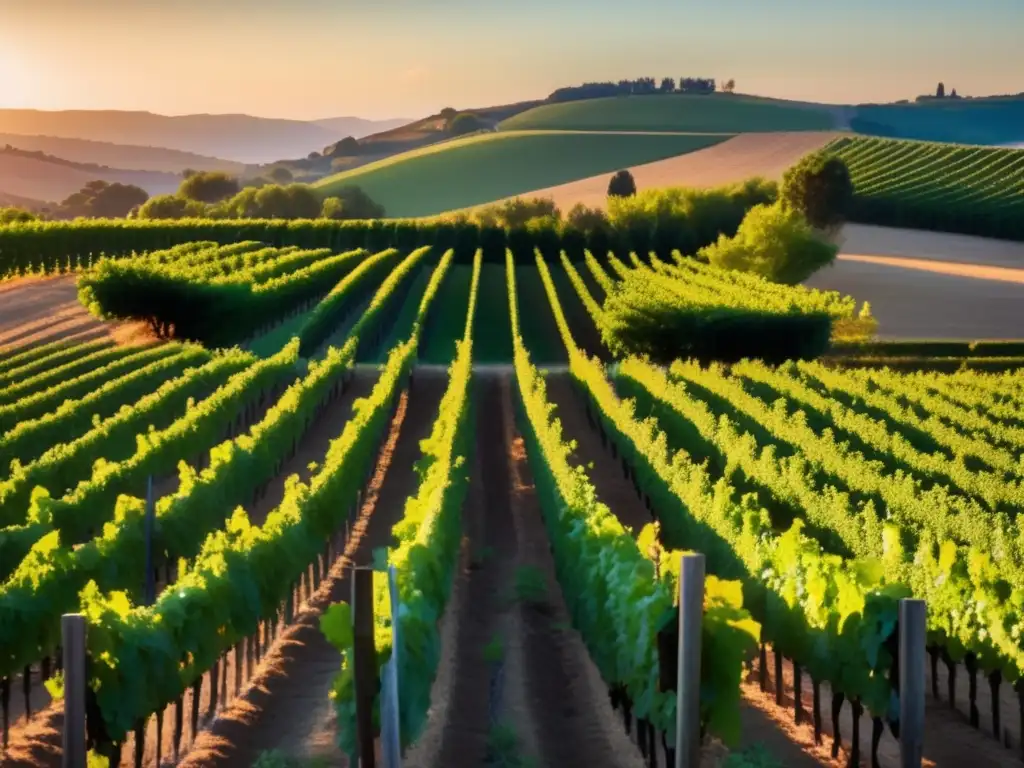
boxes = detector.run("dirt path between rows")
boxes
[178,370,447,768]
[499,373,646,768]
[402,374,520,768]
[0,275,150,349]
[406,374,647,768]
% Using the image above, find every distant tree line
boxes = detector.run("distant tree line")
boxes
[548,77,731,102]
[918,82,962,101]
[0,170,387,225]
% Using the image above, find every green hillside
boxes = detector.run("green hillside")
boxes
[313,130,728,217]
[499,94,838,133]
[850,99,1024,146]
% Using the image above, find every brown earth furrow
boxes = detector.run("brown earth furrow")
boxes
[402,373,519,768]
[492,373,643,768]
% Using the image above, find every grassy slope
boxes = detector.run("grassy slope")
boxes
[312,131,728,217]
[499,94,837,133]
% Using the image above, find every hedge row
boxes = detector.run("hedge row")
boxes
[0,207,763,278]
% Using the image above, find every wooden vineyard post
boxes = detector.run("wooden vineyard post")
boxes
[62,614,87,768]
[899,599,926,768]
[353,567,377,768]
[380,565,402,768]
[675,553,704,768]
[144,475,156,605]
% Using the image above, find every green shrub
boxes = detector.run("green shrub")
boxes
[449,112,487,136]
[700,202,837,284]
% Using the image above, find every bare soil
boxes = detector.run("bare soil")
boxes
[0,275,151,350]
[402,374,520,768]
[806,247,1024,340]
[499,374,647,768]
[840,223,1024,271]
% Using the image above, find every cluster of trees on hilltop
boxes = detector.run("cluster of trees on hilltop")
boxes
[548,77,733,102]
[914,84,1024,102]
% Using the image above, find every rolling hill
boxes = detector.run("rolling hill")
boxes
[312,130,729,217]
[0,110,406,164]
[0,150,182,203]
[311,116,413,136]
[499,93,840,133]
[476,131,838,212]
[0,133,243,174]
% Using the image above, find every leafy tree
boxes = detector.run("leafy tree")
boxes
[448,113,486,136]
[699,202,838,284]
[56,180,148,219]
[439,107,457,120]
[269,167,294,184]
[329,186,386,219]
[659,77,676,93]
[780,152,853,233]
[950,88,959,98]
[607,170,637,198]
[936,82,946,98]
[137,194,207,220]
[722,79,736,94]
[178,171,240,203]
[222,184,321,219]
[323,136,360,158]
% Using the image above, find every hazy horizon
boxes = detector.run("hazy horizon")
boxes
[2,0,1022,122]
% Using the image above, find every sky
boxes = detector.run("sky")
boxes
[1,0,1022,122]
